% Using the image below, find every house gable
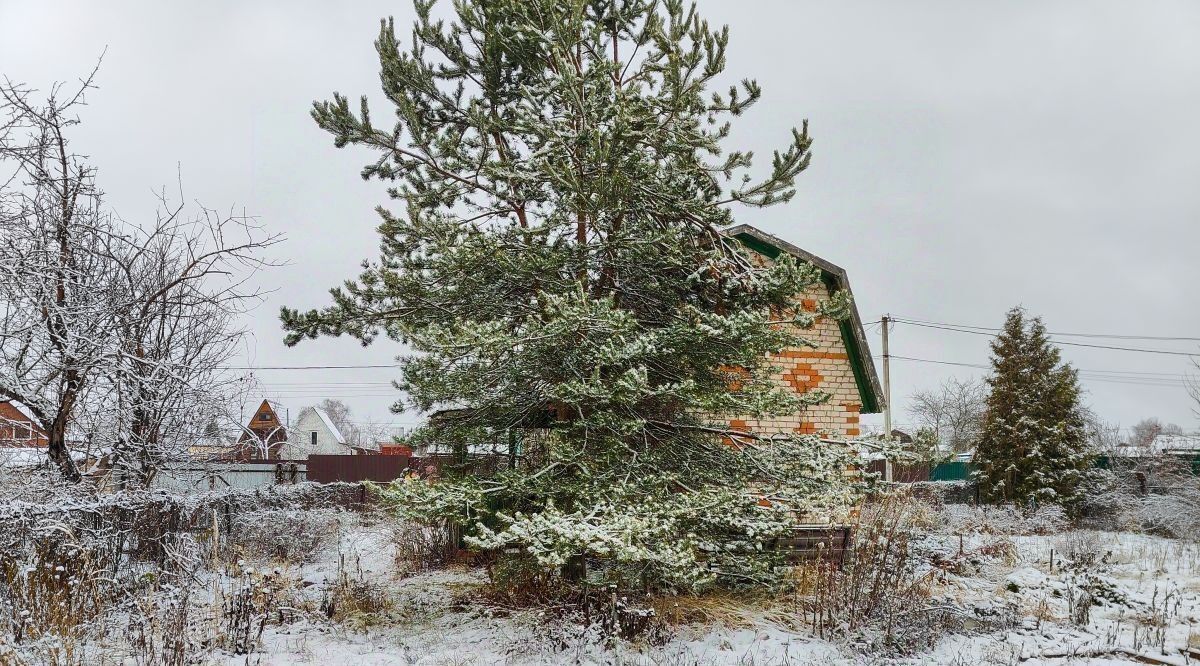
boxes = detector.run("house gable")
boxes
[724,224,884,416]
[284,406,351,459]
[235,400,288,460]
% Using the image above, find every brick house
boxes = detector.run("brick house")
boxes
[722,224,884,439]
[0,400,48,448]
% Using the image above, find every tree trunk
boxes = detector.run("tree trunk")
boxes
[48,417,81,482]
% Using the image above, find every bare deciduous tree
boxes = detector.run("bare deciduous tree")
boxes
[0,69,280,484]
[905,376,986,453]
[1129,417,1184,449]
[103,192,281,487]
[0,69,116,480]
[1082,411,1123,454]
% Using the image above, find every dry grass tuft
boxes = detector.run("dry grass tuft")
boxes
[648,590,768,629]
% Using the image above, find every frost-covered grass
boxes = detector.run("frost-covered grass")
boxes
[241,522,1200,665]
[7,488,1200,665]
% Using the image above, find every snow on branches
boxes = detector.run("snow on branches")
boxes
[0,69,280,484]
[287,0,873,592]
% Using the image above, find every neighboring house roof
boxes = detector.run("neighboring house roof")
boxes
[2,400,38,423]
[724,224,886,414]
[311,407,347,445]
[232,399,288,460]
[0,400,48,444]
[1150,434,1200,454]
[0,447,91,469]
[890,429,914,444]
[0,447,49,468]
[240,400,287,441]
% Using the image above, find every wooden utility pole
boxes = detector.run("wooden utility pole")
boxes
[881,314,893,482]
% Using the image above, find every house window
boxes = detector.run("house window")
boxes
[310,431,318,447]
[259,413,272,422]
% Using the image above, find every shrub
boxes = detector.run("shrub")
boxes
[391,520,456,574]
[788,491,943,654]
[320,557,393,630]
[0,521,113,652]
[0,484,363,664]
[226,508,343,563]
[936,502,1067,536]
[1081,455,1200,540]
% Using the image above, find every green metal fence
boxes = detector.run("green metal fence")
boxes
[929,454,1200,483]
[931,461,975,481]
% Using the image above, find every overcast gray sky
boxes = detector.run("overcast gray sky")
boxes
[2,0,1197,435]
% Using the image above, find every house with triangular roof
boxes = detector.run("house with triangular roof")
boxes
[722,224,884,440]
[0,400,48,448]
[233,400,288,460]
[280,406,359,459]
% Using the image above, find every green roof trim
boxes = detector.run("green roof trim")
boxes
[735,232,783,261]
[839,318,881,413]
[726,226,884,415]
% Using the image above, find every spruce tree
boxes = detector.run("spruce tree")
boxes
[975,308,1091,508]
[283,0,871,591]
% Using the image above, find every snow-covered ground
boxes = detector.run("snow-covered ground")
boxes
[244,522,850,666]
[917,531,1200,665]
[236,519,1200,665]
[6,496,1200,665]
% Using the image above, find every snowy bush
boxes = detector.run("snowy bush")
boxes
[0,519,114,651]
[319,557,394,630]
[1055,530,1103,570]
[391,520,456,574]
[226,508,344,563]
[907,480,977,506]
[0,484,372,663]
[934,502,1068,536]
[789,491,954,655]
[1080,455,1200,540]
[1134,492,1200,540]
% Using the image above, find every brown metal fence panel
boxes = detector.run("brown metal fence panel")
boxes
[865,459,931,483]
[866,460,887,477]
[306,455,410,484]
[893,462,931,483]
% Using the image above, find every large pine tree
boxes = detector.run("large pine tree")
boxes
[975,308,1091,508]
[283,0,870,591]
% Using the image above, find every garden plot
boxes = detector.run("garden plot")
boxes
[6,487,1200,665]
[235,523,1200,665]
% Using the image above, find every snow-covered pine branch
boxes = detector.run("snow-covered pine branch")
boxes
[286,1,870,593]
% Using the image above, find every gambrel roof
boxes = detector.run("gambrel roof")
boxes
[725,224,885,414]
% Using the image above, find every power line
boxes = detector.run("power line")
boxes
[881,354,1191,388]
[889,315,1200,343]
[881,354,985,370]
[877,354,1189,378]
[890,318,1199,357]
